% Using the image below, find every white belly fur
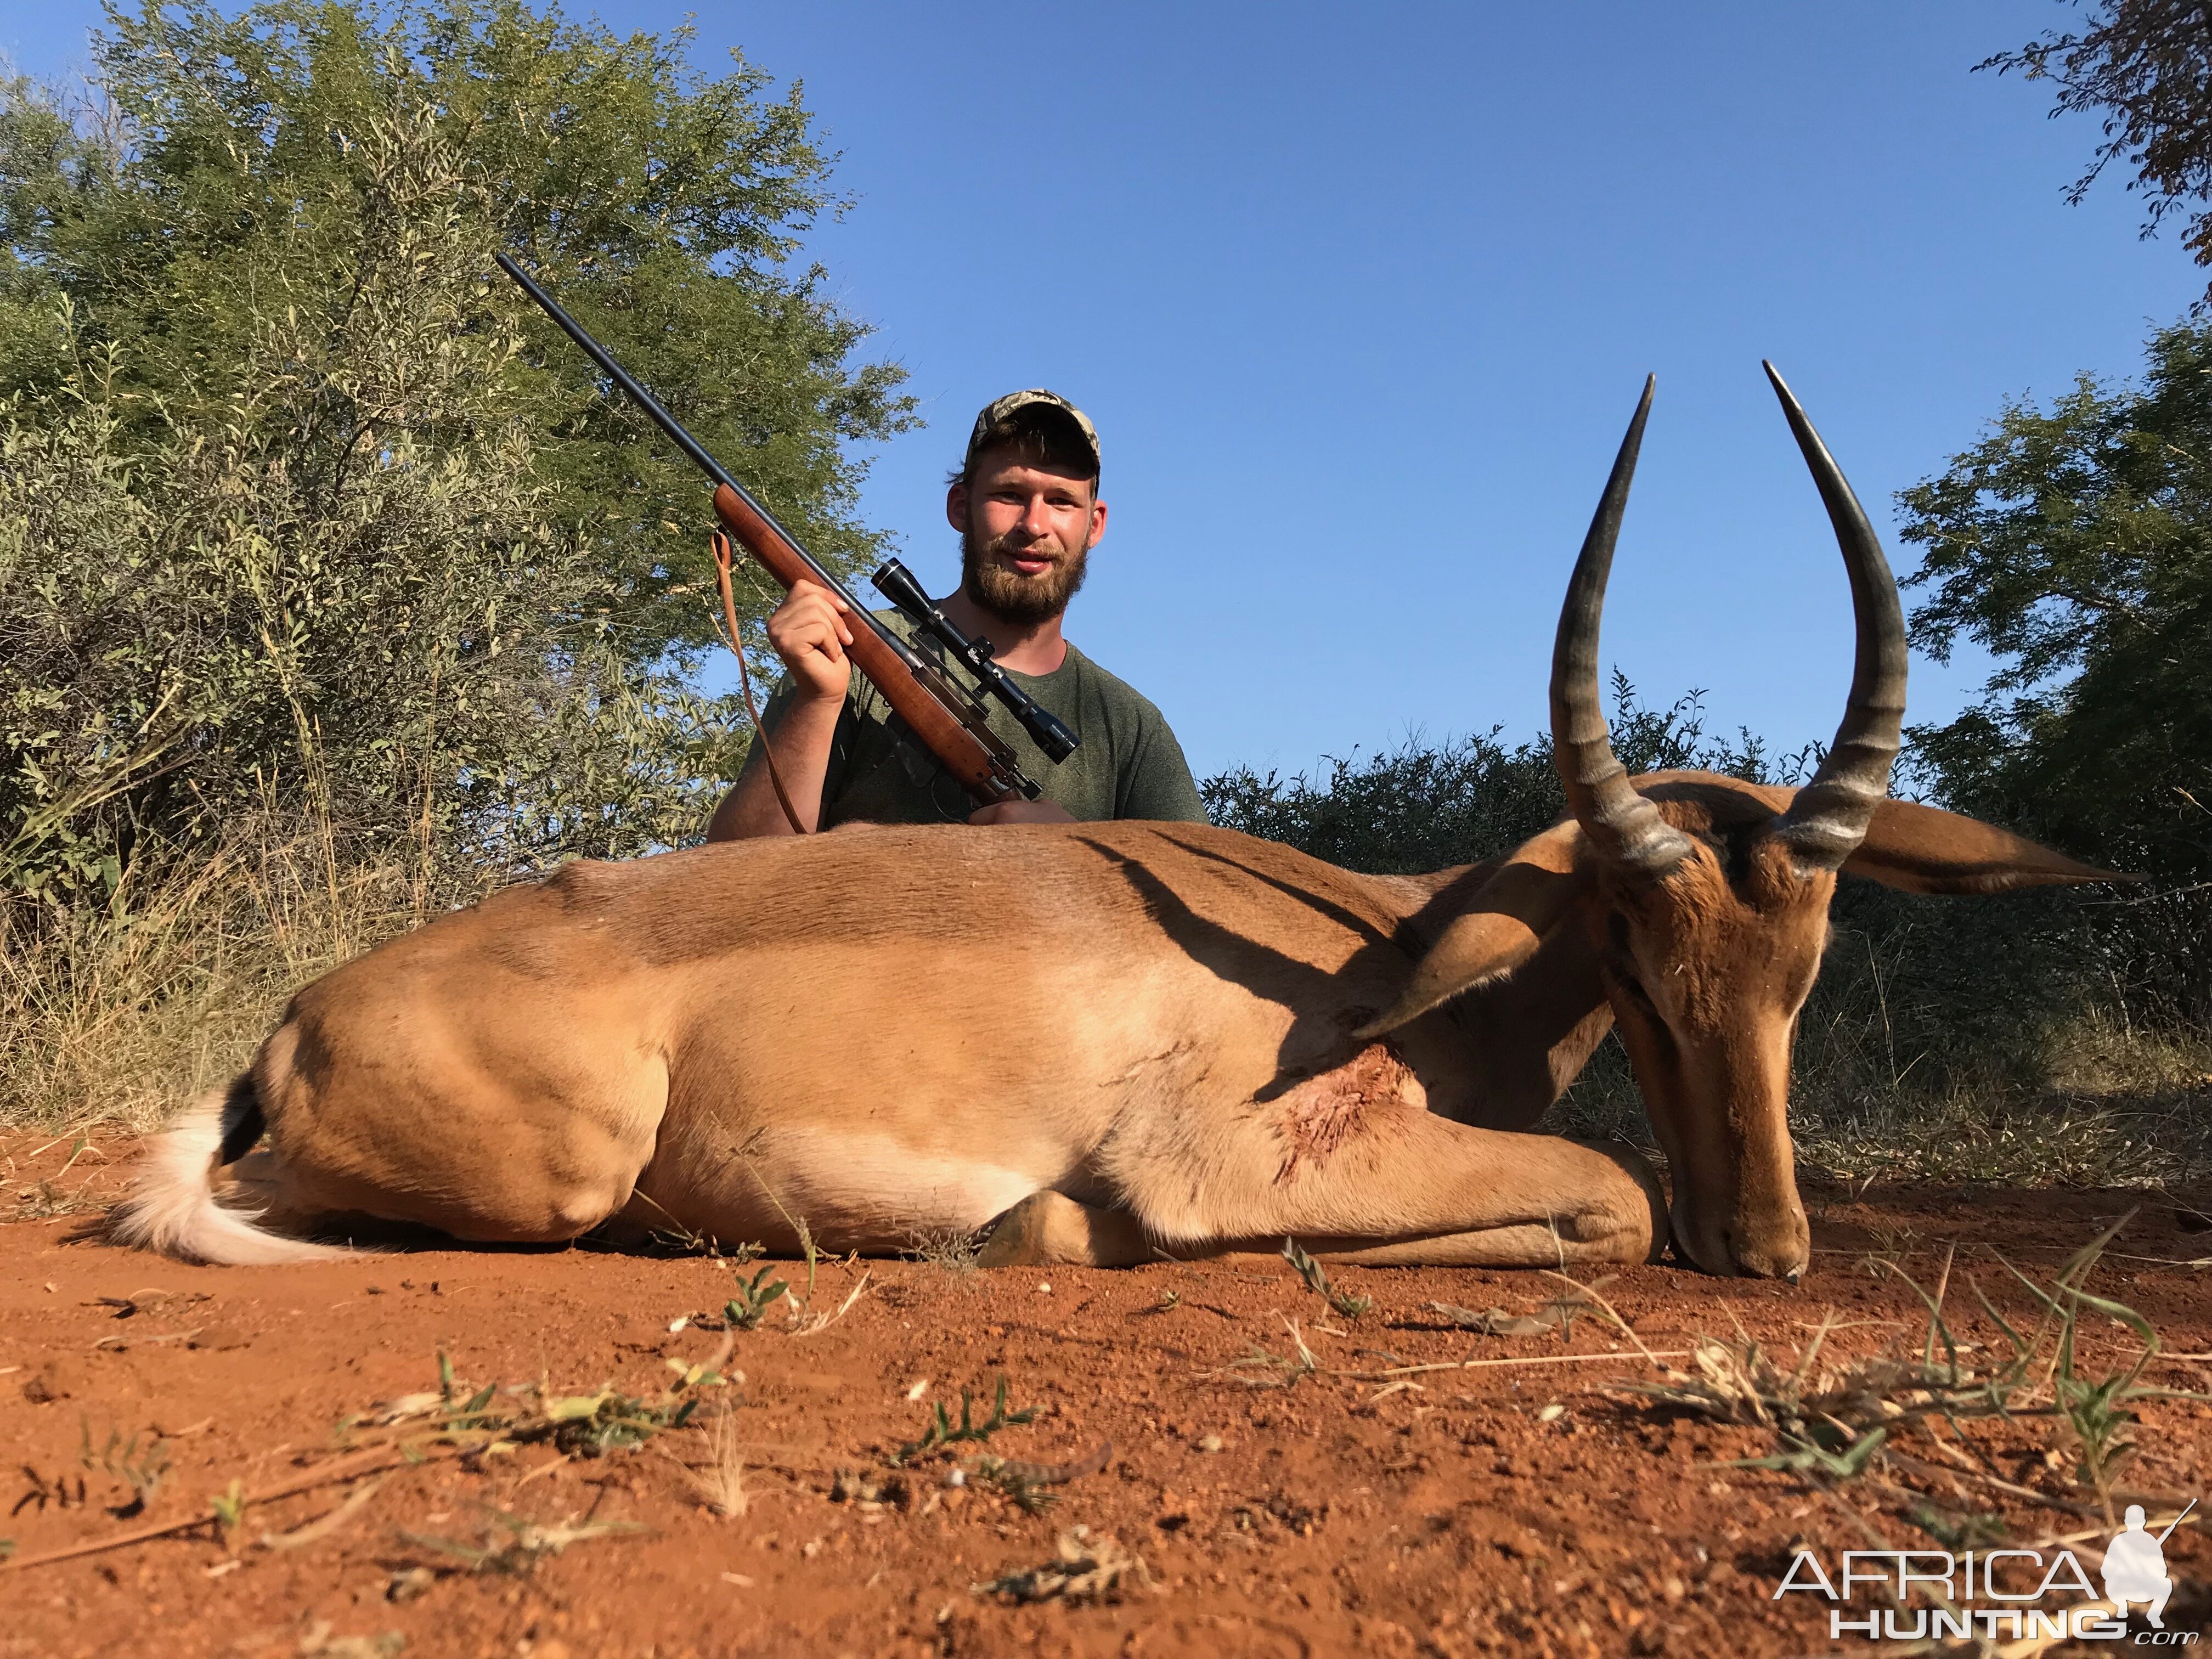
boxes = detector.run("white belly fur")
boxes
[637,1126,1057,1252]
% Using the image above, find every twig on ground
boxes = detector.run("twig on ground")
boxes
[258,1476,387,1551]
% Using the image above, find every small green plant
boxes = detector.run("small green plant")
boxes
[893,1376,1036,1464]
[1280,1238,1372,1323]
[723,1266,791,1330]
[1736,1423,1892,1481]
[1622,1218,2203,1517]
[209,1479,248,1545]
[1908,1500,2007,1550]
[1994,1229,2166,1512]
[337,1347,729,1463]
[741,1161,823,1300]
[1212,1314,1322,1391]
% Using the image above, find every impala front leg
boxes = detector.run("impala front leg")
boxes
[1102,1066,1667,1271]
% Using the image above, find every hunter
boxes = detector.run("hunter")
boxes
[707,391,1207,837]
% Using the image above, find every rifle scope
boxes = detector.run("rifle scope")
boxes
[871,560,1077,763]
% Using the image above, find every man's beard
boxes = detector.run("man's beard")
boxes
[961,526,1089,625]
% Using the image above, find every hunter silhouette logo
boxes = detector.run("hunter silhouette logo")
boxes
[2106,1502,2192,1629]
[1773,1498,2199,1643]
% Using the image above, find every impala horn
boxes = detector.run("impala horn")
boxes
[1551,376,1694,877]
[1763,361,1908,871]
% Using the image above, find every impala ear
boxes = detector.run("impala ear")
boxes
[1359,823,1589,1039]
[1843,799,2136,894]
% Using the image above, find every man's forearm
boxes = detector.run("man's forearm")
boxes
[706,693,844,839]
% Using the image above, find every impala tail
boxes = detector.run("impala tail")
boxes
[109,1076,351,1265]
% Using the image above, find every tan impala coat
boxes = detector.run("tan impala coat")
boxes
[113,366,2123,1279]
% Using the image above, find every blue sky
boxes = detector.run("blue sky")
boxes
[10,3,2202,783]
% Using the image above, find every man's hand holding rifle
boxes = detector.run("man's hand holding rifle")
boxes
[498,253,1205,839]
[747,575,860,832]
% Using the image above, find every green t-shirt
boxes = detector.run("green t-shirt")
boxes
[751,609,1208,827]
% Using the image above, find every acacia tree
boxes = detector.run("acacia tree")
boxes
[1898,322,2212,1021]
[0,0,912,899]
[1984,0,2212,300]
[6,0,912,658]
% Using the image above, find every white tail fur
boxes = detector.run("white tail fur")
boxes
[110,1091,350,1265]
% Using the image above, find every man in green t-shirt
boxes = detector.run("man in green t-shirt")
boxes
[706,390,1207,838]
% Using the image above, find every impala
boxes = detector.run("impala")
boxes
[115,366,2119,1280]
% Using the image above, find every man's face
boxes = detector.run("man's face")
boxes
[947,449,1107,624]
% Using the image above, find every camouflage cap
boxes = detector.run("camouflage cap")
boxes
[964,389,1101,479]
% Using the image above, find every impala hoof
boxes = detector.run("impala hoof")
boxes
[975,1192,1151,1269]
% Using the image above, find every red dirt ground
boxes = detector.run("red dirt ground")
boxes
[3,1132,2209,1659]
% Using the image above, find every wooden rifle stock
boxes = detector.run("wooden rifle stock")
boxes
[709,484,1026,808]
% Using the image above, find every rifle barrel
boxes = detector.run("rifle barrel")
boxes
[493,249,1062,801]
[493,251,837,592]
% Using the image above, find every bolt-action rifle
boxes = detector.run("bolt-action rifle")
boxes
[496,253,1076,819]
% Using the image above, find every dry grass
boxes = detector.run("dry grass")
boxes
[1549,1019,2212,1190]
[901,1226,984,1276]
[680,1412,749,1520]
[973,1526,1153,1606]
[1,826,478,1132]
[1793,1081,2212,1189]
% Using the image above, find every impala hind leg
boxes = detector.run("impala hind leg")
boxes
[250,1012,672,1247]
[1113,1104,1667,1269]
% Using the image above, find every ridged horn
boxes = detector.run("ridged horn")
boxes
[1763,362,1908,871]
[1551,376,1694,877]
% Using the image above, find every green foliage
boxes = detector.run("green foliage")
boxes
[1898,319,2212,1022]
[721,1266,790,1330]
[2,0,912,654]
[1203,679,1794,876]
[1982,1,2212,297]
[1279,1238,1371,1323]
[1,303,731,902]
[0,0,911,916]
[892,1376,1037,1465]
